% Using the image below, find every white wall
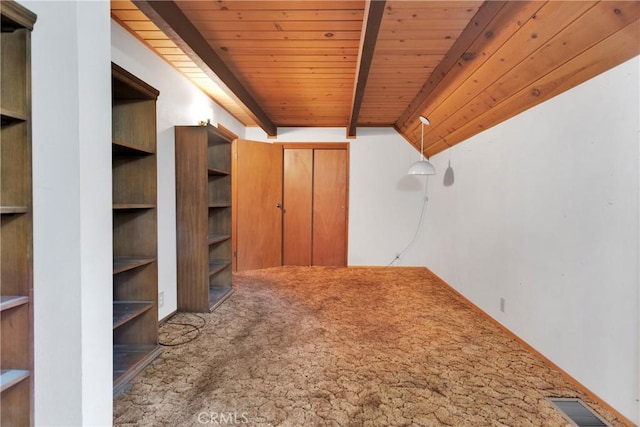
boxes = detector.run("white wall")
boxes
[245,127,431,266]
[111,21,244,320]
[424,56,640,423]
[29,1,113,425]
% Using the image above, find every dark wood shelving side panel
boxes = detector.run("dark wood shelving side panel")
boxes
[175,126,209,312]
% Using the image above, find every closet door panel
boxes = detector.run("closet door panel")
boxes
[282,149,313,266]
[312,149,348,266]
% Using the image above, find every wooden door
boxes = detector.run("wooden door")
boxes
[312,149,348,266]
[282,149,313,265]
[233,139,283,271]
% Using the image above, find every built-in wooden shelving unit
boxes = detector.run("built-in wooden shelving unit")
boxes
[1,2,37,425]
[111,63,161,393]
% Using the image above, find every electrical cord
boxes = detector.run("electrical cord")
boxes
[159,313,207,347]
[388,177,430,266]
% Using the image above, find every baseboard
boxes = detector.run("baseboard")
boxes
[158,309,177,326]
[423,267,635,427]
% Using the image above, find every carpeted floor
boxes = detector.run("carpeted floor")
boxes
[113,266,627,426]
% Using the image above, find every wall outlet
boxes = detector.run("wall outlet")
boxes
[159,291,164,307]
[500,297,505,313]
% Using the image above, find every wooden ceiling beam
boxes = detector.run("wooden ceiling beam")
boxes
[347,0,386,138]
[394,0,507,134]
[134,0,277,136]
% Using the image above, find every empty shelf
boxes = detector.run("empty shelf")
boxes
[208,234,231,245]
[113,345,162,393]
[0,108,27,126]
[112,140,154,156]
[208,260,231,276]
[0,296,29,312]
[208,287,233,311]
[0,369,30,393]
[113,257,156,274]
[113,301,154,329]
[208,167,230,176]
[0,206,28,215]
[113,204,155,210]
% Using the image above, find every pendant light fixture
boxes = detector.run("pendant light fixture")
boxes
[407,116,436,175]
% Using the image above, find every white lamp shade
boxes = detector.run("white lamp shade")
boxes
[407,159,436,175]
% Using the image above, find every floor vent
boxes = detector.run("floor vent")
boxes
[548,398,611,427]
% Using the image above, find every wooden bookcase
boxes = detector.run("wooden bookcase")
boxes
[1,2,36,425]
[175,125,233,312]
[111,63,161,392]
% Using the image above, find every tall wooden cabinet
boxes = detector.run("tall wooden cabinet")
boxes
[0,2,36,425]
[111,63,161,392]
[175,125,233,312]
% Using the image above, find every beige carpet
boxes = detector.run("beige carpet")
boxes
[114,267,628,426]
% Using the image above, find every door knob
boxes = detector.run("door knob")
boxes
[276,203,282,209]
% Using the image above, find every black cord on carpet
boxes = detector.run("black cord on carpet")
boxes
[159,313,206,347]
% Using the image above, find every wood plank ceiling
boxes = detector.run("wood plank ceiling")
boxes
[111,0,639,157]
